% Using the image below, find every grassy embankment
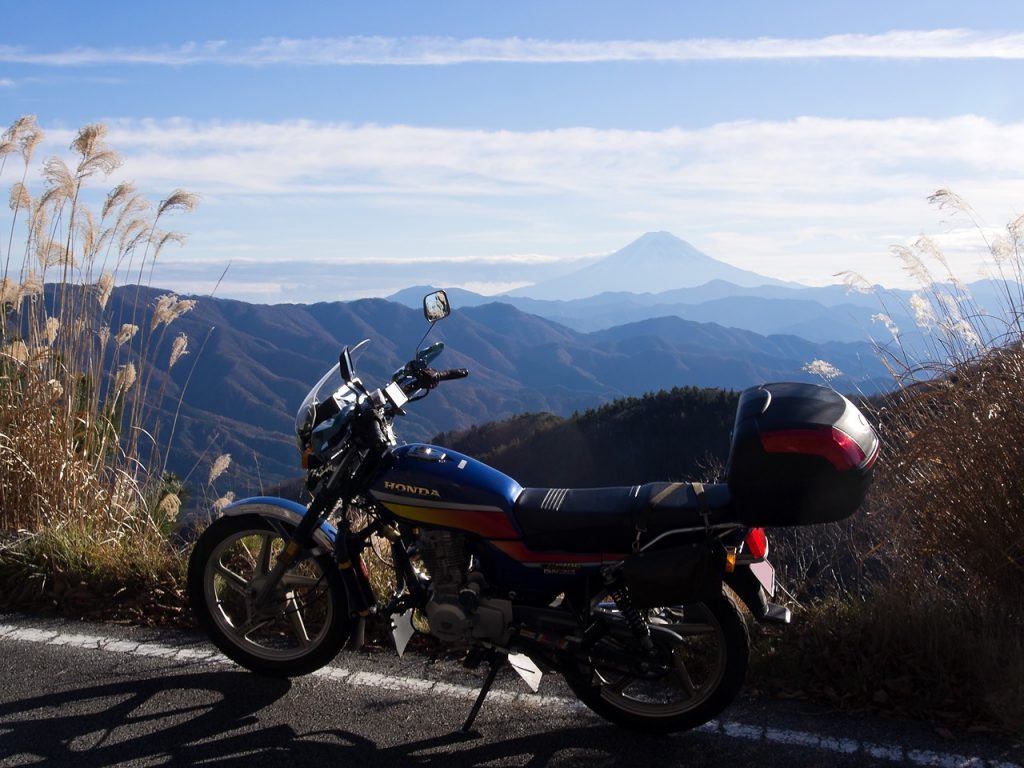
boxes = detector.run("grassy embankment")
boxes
[1,118,1022,736]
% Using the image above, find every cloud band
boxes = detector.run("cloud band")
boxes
[3,30,1024,67]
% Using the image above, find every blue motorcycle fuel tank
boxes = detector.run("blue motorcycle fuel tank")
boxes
[368,444,525,540]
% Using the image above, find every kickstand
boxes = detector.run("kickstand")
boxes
[459,653,505,735]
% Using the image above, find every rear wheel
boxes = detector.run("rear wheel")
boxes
[564,591,749,733]
[188,514,352,677]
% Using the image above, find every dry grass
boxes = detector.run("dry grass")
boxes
[753,589,1024,736]
[0,116,198,599]
[760,192,1024,736]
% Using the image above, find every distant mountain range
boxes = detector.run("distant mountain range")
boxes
[391,279,1004,349]
[92,284,890,499]
[390,281,891,342]
[70,229,1012,502]
[390,232,1017,352]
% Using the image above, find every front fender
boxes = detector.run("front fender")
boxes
[222,496,337,554]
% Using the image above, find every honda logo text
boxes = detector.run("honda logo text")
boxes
[384,481,441,498]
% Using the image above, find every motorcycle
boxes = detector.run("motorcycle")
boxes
[188,290,879,734]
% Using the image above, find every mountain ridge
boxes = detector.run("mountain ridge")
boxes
[82,285,890,498]
[389,276,1017,353]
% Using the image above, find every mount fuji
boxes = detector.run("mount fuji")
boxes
[506,231,797,301]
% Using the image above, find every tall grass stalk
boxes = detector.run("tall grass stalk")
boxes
[0,116,198,584]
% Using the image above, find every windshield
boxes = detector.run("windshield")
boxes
[294,339,370,442]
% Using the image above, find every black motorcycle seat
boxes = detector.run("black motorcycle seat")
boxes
[513,482,734,553]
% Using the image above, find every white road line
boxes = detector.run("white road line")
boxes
[710,719,1003,767]
[0,622,1017,767]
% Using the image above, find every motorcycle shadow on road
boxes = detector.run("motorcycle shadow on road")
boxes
[0,666,725,767]
[0,668,293,767]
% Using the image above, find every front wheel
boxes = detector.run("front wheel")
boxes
[564,591,750,733]
[188,513,353,677]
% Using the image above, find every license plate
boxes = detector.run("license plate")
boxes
[750,560,776,597]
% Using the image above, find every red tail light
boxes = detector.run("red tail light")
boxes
[745,527,768,560]
[759,426,867,471]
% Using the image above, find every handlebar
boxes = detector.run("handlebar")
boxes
[437,368,469,382]
[398,364,470,395]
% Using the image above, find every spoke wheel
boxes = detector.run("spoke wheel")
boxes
[565,591,749,733]
[188,514,352,677]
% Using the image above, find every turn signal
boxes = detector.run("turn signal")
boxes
[725,551,737,573]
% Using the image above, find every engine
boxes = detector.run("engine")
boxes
[418,530,512,644]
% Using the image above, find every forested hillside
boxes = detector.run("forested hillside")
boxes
[432,386,740,488]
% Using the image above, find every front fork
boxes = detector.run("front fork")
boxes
[252,490,335,609]
[254,458,381,619]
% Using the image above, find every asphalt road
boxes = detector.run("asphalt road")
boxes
[0,614,1019,768]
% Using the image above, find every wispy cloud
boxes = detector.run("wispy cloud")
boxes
[157,251,593,266]
[5,30,1024,67]
[45,116,1018,207]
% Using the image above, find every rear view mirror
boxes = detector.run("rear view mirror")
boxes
[423,290,451,323]
[339,346,355,383]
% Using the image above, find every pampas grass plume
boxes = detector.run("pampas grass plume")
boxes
[168,333,188,369]
[157,189,198,217]
[115,323,139,346]
[208,453,231,486]
[212,491,236,513]
[9,182,30,212]
[96,272,114,310]
[114,362,137,392]
[44,317,59,346]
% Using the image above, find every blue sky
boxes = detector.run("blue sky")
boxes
[4,1,1024,301]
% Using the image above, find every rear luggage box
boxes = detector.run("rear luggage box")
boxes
[727,382,879,526]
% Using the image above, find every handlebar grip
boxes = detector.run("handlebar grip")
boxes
[437,368,469,381]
